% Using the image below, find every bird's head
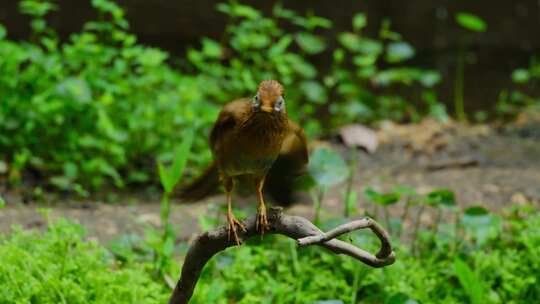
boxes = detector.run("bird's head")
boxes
[252,80,286,114]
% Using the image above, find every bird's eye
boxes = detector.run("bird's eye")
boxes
[274,96,285,111]
[252,94,260,108]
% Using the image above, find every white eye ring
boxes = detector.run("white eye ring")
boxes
[252,94,260,108]
[274,96,285,111]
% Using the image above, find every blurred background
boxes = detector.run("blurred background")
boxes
[0,1,539,303]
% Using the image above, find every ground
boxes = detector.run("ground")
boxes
[1,115,539,244]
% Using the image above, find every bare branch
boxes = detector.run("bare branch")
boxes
[169,207,395,304]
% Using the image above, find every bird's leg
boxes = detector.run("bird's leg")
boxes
[254,176,270,233]
[223,177,245,245]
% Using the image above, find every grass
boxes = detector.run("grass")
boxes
[1,203,538,303]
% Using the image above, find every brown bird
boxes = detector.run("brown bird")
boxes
[179,80,308,244]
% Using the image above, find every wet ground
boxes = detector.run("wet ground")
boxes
[1,114,539,244]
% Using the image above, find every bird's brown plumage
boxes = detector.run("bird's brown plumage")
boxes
[179,80,308,244]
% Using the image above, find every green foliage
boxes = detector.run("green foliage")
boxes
[308,147,349,188]
[0,0,215,193]
[0,219,169,303]
[453,11,488,122]
[456,13,487,32]
[454,258,486,304]
[1,202,540,303]
[158,130,194,194]
[496,57,540,118]
[188,1,445,136]
[0,0,450,194]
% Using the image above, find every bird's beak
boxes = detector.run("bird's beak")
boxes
[260,105,274,113]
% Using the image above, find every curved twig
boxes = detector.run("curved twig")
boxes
[169,207,395,304]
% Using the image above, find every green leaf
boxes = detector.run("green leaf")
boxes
[338,33,383,56]
[159,130,194,194]
[352,13,367,31]
[512,69,530,84]
[386,42,415,63]
[464,206,489,216]
[456,12,487,32]
[269,35,293,56]
[462,206,502,245]
[295,32,326,54]
[300,80,327,104]
[308,148,348,187]
[379,193,400,205]
[0,196,5,209]
[158,163,173,194]
[363,188,400,206]
[426,189,456,207]
[201,38,222,58]
[419,71,442,87]
[454,258,486,304]
[385,292,418,304]
[364,188,381,202]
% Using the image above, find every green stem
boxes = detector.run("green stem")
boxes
[412,205,425,256]
[344,149,358,217]
[455,45,467,122]
[399,199,411,238]
[351,268,360,304]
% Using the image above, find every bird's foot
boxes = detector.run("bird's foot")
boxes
[227,215,246,245]
[256,206,270,234]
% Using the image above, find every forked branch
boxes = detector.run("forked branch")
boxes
[169,207,395,304]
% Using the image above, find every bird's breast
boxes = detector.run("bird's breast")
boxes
[216,113,288,176]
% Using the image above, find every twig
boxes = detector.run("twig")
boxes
[168,207,395,304]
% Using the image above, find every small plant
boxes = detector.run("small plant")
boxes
[496,57,540,118]
[151,130,193,281]
[306,147,349,223]
[0,219,169,303]
[454,12,488,122]
[454,258,487,304]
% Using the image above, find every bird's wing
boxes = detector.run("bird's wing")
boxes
[280,119,309,168]
[209,99,251,152]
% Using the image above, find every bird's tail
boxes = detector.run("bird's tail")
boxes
[176,161,220,201]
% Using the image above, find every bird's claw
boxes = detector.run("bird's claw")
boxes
[227,216,246,245]
[256,207,270,234]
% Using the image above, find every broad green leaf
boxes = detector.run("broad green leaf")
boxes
[364,188,381,202]
[308,148,348,187]
[201,38,222,58]
[0,196,5,209]
[380,193,400,205]
[386,42,415,63]
[300,80,327,104]
[454,258,486,304]
[159,130,194,193]
[464,206,489,216]
[295,32,326,54]
[352,13,367,31]
[419,71,442,87]
[269,35,293,56]
[456,12,487,32]
[158,163,173,193]
[339,33,383,56]
[462,206,502,245]
[364,188,400,206]
[426,189,456,207]
[512,69,530,84]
